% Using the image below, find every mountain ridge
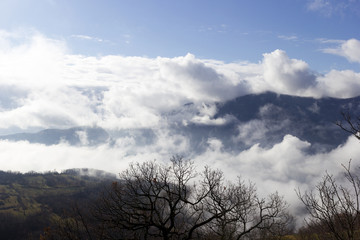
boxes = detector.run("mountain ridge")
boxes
[0,92,358,154]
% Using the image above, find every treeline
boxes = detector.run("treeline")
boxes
[1,157,360,239]
[0,169,115,240]
[42,156,294,240]
[41,157,360,240]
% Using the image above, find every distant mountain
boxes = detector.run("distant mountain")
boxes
[0,92,359,153]
[174,92,360,153]
[219,92,360,149]
[0,127,110,146]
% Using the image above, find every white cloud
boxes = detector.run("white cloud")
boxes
[1,132,358,201]
[323,38,360,63]
[278,35,298,41]
[307,0,332,14]
[314,70,360,98]
[0,140,136,173]
[307,0,360,16]
[190,103,235,125]
[316,38,345,44]
[0,130,191,174]
[0,31,250,131]
[71,34,105,43]
[0,29,359,132]
[262,49,317,95]
[234,120,269,146]
[192,134,360,226]
[76,130,89,145]
[234,117,291,146]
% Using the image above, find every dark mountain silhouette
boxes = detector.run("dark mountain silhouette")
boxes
[176,92,359,153]
[0,92,358,153]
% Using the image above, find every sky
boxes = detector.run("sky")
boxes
[1,0,360,224]
[0,0,360,71]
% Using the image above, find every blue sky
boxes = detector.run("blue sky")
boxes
[1,0,360,72]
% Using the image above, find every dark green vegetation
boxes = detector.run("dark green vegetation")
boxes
[0,159,360,240]
[41,156,294,240]
[0,169,115,240]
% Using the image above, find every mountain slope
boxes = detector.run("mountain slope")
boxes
[0,92,359,154]
[0,170,115,240]
[0,127,110,146]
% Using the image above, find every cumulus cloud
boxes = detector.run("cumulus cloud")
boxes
[262,49,317,95]
[314,70,360,98]
[258,44,360,98]
[323,38,360,63]
[0,31,246,130]
[157,54,248,102]
[1,30,360,133]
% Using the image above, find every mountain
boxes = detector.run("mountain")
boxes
[0,92,359,153]
[171,92,360,153]
[217,92,359,148]
[0,127,110,146]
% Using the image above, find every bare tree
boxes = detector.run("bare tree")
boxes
[92,156,231,240]
[296,161,360,240]
[91,156,292,240]
[296,111,360,240]
[44,156,291,240]
[203,175,292,240]
[336,111,360,140]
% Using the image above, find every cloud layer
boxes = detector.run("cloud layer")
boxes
[0,132,358,226]
[0,30,360,132]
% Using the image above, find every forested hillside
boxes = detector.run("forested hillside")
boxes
[0,169,115,240]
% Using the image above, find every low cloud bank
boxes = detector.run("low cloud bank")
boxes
[0,133,358,224]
